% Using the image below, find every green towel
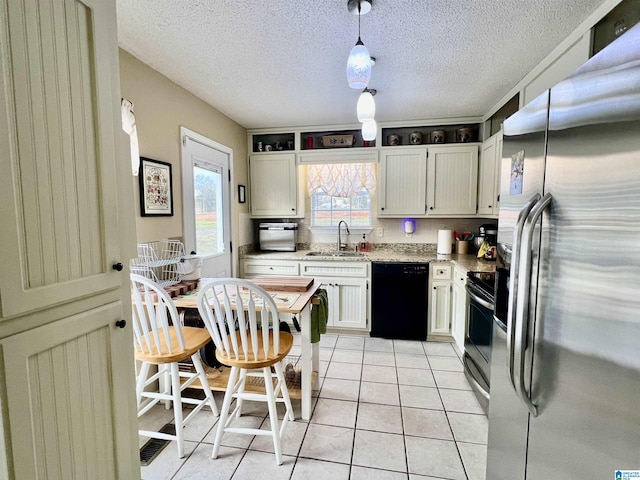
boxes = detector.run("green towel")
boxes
[311,289,328,344]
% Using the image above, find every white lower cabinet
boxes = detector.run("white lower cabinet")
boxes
[428,263,453,338]
[241,259,370,331]
[314,276,368,330]
[451,266,468,352]
[300,261,369,331]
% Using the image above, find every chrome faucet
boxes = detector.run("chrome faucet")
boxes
[337,220,350,251]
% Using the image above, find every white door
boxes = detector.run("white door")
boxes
[0,0,139,477]
[181,128,233,278]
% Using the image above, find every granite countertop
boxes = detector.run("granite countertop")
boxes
[240,249,496,273]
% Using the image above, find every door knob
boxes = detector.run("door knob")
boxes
[112,262,124,271]
[115,319,126,329]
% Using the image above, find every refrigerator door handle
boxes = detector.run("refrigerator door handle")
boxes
[507,193,541,390]
[514,192,553,417]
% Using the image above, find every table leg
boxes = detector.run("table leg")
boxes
[300,304,313,420]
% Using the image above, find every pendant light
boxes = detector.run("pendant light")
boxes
[346,0,372,89]
[362,118,377,141]
[357,88,376,122]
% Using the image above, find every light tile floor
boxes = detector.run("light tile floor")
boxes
[140,334,487,480]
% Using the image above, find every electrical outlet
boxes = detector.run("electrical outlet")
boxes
[376,227,384,237]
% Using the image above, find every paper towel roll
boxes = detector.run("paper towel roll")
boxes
[437,229,453,255]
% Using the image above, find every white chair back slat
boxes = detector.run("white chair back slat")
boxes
[130,274,185,355]
[233,284,250,360]
[197,278,281,363]
[261,307,270,357]
[198,289,226,354]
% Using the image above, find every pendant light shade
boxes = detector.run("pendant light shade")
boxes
[362,118,377,141]
[357,89,375,122]
[347,39,372,89]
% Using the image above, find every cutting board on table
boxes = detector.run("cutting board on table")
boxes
[251,276,314,292]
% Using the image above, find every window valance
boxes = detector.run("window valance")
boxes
[307,163,376,198]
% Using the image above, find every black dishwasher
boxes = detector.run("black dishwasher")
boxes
[371,262,429,340]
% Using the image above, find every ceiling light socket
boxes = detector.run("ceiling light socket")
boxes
[348,0,372,15]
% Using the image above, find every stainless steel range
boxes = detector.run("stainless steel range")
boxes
[463,271,495,414]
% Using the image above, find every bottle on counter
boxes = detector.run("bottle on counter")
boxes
[359,234,371,252]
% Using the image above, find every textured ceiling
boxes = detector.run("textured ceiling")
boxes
[116,0,607,129]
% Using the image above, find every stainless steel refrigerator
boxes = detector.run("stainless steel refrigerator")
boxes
[487,24,640,480]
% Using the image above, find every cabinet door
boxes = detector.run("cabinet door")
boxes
[426,145,479,216]
[1,303,137,480]
[452,283,467,352]
[429,281,452,335]
[0,0,138,477]
[378,148,427,216]
[332,277,368,330]
[478,132,502,216]
[319,277,368,330]
[249,153,298,217]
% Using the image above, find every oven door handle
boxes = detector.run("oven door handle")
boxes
[466,285,494,311]
[514,193,552,418]
[507,193,541,391]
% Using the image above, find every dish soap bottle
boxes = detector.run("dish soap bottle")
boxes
[359,234,371,252]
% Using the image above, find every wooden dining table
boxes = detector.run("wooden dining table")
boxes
[171,276,322,421]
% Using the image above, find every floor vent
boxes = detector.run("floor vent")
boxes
[139,423,175,466]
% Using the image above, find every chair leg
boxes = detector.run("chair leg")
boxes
[136,362,150,409]
[274,361,295,422]
[161,364,171,409]
[235,368,247,418]
[191,354,219,417]
[212,366,239,459]
[170,362,185,459]
[263,366,283,465]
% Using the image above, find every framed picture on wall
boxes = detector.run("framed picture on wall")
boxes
[139,157,174,216]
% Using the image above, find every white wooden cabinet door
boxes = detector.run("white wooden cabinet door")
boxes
[429,281,452,335]
[324,277,368,330]
[1,303,136,480]
[378,148,427,216]
[249,153,298,217]
[451,271,468,352]
[478,131,502,217]
[426,145,479,216]
[0,0,138,478]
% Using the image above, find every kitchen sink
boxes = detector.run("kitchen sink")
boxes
[305,251,367,258]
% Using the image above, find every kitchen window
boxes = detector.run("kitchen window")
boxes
[307,163,376,227]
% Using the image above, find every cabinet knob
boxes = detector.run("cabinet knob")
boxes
[488,205,492,208]
[433,286,436,290]
[381,207,385,211]
[429,206,434,210]
[291,208,295,211]
[112,262,124,271]
[115,319,126,329]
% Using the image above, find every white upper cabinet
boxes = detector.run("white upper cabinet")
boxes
[478,131,502,217]
[378,148,428,217]
[426,145,479,216]
[249,153,300,217]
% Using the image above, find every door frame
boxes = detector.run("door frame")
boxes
[180,126,236,276]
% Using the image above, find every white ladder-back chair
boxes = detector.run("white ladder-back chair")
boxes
[130,273,219,458]
[197,278,295,465]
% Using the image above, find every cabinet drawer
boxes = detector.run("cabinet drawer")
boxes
[241,260,299,277]
[300,261,368,278]
[431,264,452,280]
[453,266,468,289]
